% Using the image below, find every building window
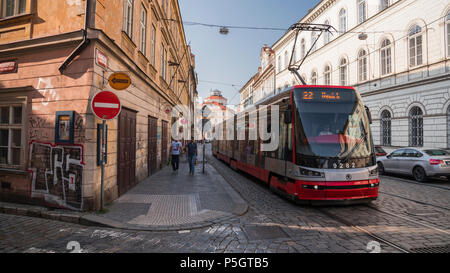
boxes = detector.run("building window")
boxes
[0,105,23,167]
[139,5,147,56]
[447,105,450,148]
[311,71,317,85]
[123,0,134,38]
[446,11,450,57]
[324,65,331,85]
[1,0,26,18]
[324,20,331,44]
[409,106,423,147]
[339,8,347,35]
[284,51,289,69]
[409,25,423,67]
[311,32,318,52]
[380,0,390,11]
[151,24,156,66]
[292,47,297,63]
[161,43,167,81]
[358,49,368,82]
[380,39,392,76]
[339,58,348,86]
[277,55,281,73]
[381,110,391,146]
[358,0,367,24]
[301,39,306,59]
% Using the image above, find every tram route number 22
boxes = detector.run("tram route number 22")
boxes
[303,91,314,100]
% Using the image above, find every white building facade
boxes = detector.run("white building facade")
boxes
[267,0,450,148]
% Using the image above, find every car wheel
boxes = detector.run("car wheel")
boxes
[413,166,427,182]
[377,162,385,175]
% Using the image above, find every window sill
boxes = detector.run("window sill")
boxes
[0,13,33,27]
[0,167,28,176]
[121,31,136,48]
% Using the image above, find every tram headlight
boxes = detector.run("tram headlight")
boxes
[299,167,324,178]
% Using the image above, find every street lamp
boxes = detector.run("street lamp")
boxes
[201,105,208,174]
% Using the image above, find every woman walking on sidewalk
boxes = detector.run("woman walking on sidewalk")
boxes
[187,138,198,175]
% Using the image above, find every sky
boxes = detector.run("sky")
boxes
[179,0,321,105]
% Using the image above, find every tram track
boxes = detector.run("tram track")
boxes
[378,190,450,211]
[364,204,450,235]
[380,175,450,191]
[315,208,411,253]
[209,154,449,253]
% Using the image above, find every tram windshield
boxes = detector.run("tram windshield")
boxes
[293,87,375,168]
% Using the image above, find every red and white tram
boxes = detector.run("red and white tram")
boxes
[212,85,379,204]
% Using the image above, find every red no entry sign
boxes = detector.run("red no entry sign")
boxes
[91,91,122,120]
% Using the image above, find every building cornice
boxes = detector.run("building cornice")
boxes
[0,30,84,54]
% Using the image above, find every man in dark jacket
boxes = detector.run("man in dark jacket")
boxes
[186,138,198,175]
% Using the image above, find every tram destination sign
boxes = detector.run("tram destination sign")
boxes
[300,88,355,102]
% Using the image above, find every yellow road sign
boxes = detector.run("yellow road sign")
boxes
[108,72,131,90]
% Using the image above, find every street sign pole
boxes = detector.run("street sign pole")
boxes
[91,91,121,212]
[100,119,106,211]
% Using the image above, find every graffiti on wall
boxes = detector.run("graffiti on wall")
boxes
[28,142,84,210]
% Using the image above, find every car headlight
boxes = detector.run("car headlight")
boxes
[299,167,325,178]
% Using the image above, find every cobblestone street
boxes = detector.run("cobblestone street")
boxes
[1,146,449,253]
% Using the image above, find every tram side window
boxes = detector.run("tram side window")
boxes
[262,110,275,159]
[277,109,293,162]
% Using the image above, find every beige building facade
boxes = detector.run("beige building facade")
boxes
[0,0,197,210]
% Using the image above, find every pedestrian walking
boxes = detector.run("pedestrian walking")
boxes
[171,138,182,173]
[186,137,198,175]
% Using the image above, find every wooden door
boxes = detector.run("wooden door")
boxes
[161,120,168,166]
[148,116,157,176]
[117,108,136,196]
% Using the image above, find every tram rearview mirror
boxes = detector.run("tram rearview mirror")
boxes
[365,106,372,124]
[284,108,292,124]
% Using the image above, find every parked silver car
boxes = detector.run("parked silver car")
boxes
[377,148,450,182]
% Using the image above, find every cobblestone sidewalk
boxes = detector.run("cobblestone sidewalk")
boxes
[88,156,248,231]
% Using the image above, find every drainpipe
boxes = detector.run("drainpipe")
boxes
[58,0,91,73]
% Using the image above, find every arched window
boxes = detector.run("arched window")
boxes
[324,65,331,85]
[380,0,390,11]
[339,8,347,35]
[311,31,318,52]
[301,39,306,59]
[446,11,450,57]
[447,105,450,148]
[380,39,392,75]
[358,0,367,24]
[409,106,423,147]
[277,55,281,73]
[339,58,348,86]
[324,20,331,44]
[284,51,289,69]
[381,110,391,146]
[311,71,317,85]
[409,25,423,67]
[292,47,297,63]
[358,49,368,82]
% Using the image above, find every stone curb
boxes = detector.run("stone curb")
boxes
[0,202,82,225]
[0,201,238,231]
[206,155,249,216]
